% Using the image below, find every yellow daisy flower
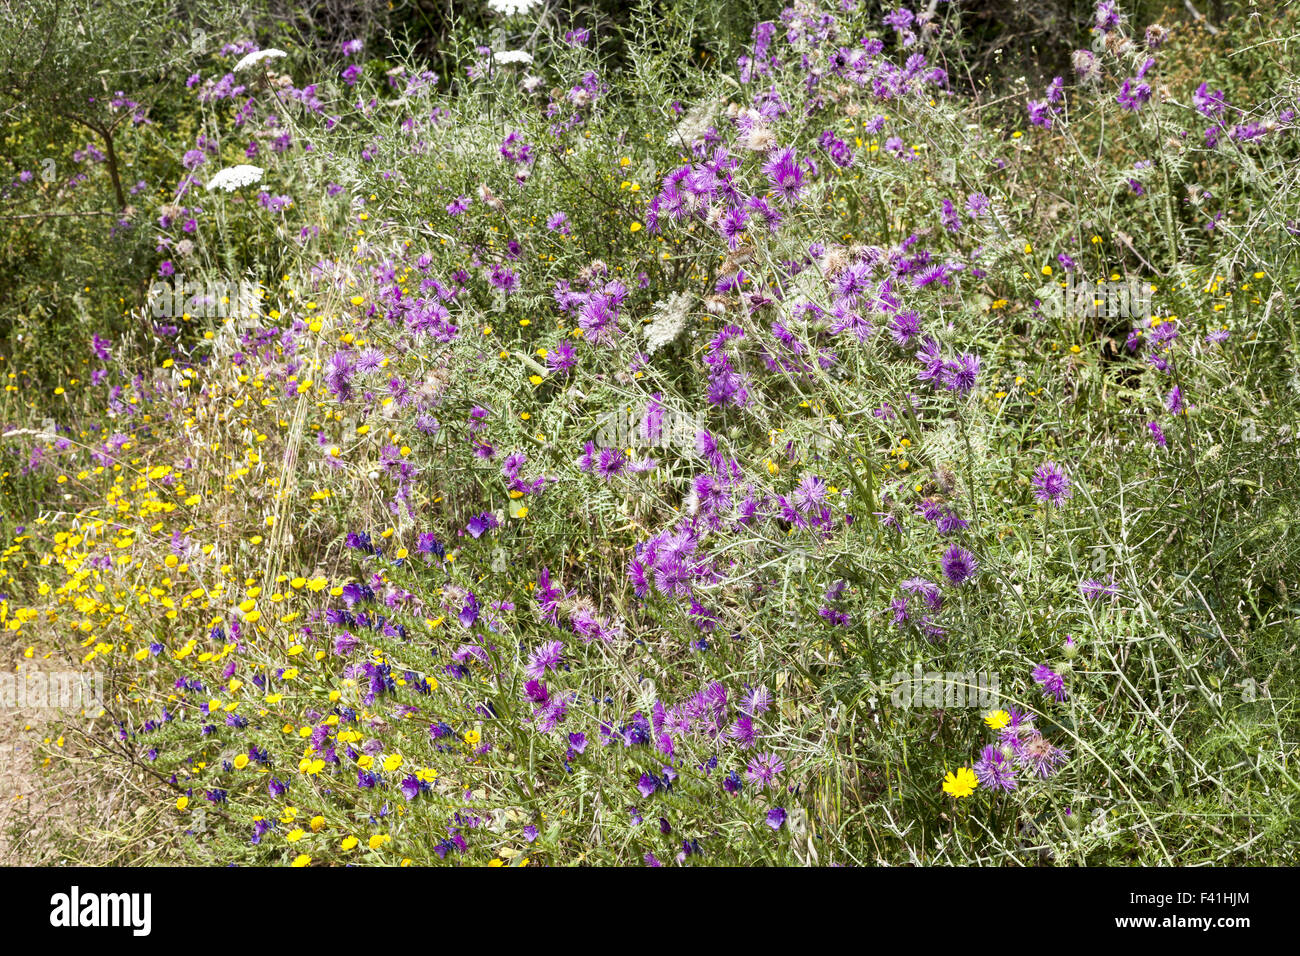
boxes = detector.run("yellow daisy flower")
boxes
[942,766,978,798]
[983,709,1010,730]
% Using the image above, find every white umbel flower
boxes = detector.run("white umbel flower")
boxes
[487,0,541,14]
[492,49,533,65]
[206,165,265,192]
[233,48,287,73]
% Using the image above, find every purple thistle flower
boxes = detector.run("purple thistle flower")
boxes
[526,640,564,679]
[1031,461,1072,507]
[889,595,910,624]
[742,686,772,715]
[1032,663,1068,702]
[763,147,805,206]
[596,446,627,480]
[973,744,1018,791]
[546,338,577,375]
[940,544,977,585]
[720,205,748,248]
[1116,78,1152,112]
[941,352,980,394]
[940,199,962,232]
[745,752,784,790]
[1166,385,1185,415]
[730,716,757,749]
[888,310,922,346]
[792,473,827,514]
[1015,731,1069,778]
[915,337,946,385]
[1095,1,1122,32]
[1193,83,1229,119]
[901,577,943,611]
[1080,577,1120,602]
[1027,99,1054,129]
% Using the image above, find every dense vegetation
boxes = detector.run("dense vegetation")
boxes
[2,0,1297,865]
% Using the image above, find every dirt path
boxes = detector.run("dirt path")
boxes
[0,655,84,865]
